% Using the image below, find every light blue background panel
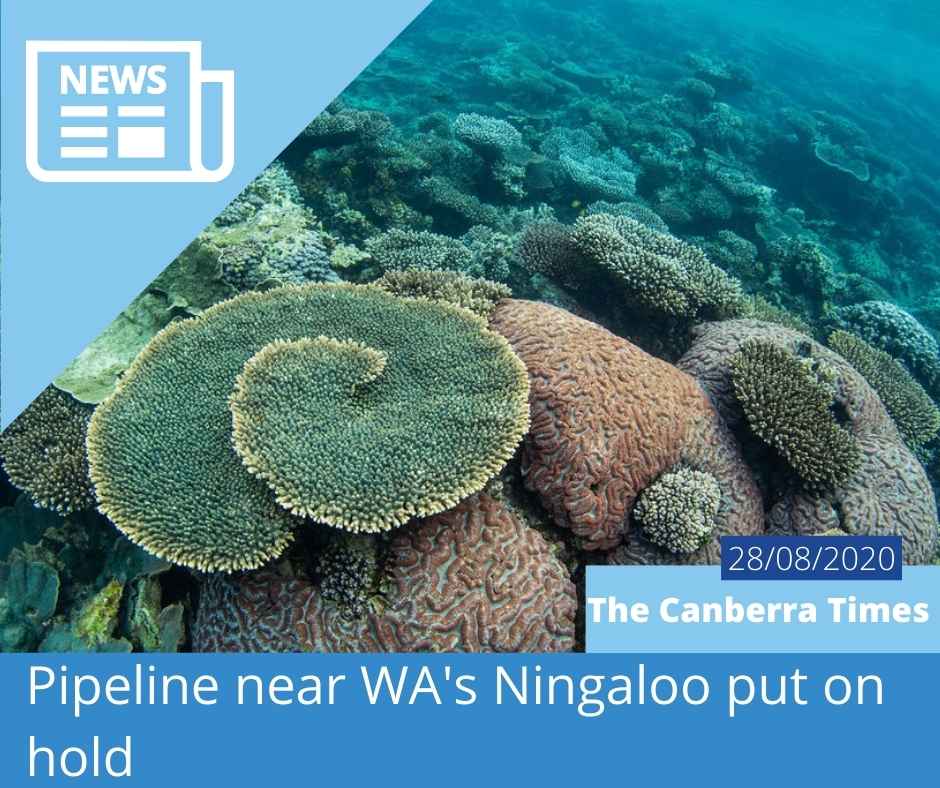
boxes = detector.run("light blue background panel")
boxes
[0,0,431,425]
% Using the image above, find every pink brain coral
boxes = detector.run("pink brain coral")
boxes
[193,493,576,652]
[679,319,939,562]
[488,299,763,558]
[767,434,938,563]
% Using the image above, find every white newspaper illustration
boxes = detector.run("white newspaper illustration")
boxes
[26,40,234,182]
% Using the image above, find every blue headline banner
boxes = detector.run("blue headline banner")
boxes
[586,566,940,653]
[0,653,935,786]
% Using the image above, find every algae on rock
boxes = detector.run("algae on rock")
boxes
[54,242,235,404]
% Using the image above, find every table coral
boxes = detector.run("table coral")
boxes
[228,330,527,533]
[88,284,529,571]
[488,298,763,556]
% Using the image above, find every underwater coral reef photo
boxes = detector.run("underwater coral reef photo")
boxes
[3,0,940,653]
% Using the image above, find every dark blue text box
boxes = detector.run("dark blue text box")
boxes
[721,536,902,580]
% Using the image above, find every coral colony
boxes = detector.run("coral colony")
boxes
[2,0,939,652]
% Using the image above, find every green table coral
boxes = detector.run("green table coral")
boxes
[88,284,529,571]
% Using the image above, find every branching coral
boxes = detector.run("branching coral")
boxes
[587,200,670,233]
[516,220,579,280]
[417,176,502,229]
[460,225,514,281]
[633,468,721,555]
[0,387,96,514]
[215,162,303,226]
[830,301,940,394]
[540,128,637,201]
[315,534,378,619]
[730,338,861,488]
[571,212,747,320]
[204,163,337,291]
[746,295,814,336]
[88,284,529,570]
[302,102,392,147]
[219,231,337,291]
[193,494,576,652]
[828,330,940,449]
[767,238,836,317]
[489,299,763,557]
[454,113,525,160]
[373,269,510,318]
[366,228,474,274]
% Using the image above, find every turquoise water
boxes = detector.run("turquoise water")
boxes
[3,0,940,654]
[335,0,940,310]
[302,0,940,502]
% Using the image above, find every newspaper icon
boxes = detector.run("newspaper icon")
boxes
[25,41,234,182]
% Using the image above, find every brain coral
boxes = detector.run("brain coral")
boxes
[678,320,893,435]
[768,434,938,564]
[730,339,862,488]
[489,299,763,557]
[0,387,96,514]
[87,284,529,571]
[679,319,938,561]
[192,494,576,652]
